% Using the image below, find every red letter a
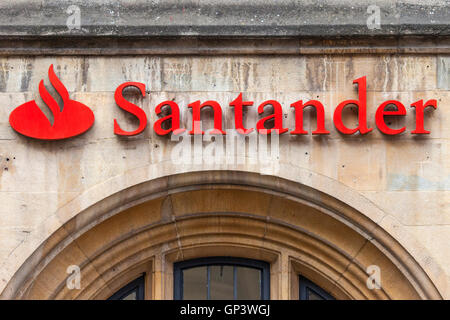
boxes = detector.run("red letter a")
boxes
[256,100,288,134]
[154,100,185,135]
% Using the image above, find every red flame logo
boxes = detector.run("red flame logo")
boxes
[9,64,95,140]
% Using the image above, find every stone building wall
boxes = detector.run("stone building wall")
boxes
[0,1,448,299]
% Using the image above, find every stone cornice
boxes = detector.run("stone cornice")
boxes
[0,0,448,38]
[0,36,449,55]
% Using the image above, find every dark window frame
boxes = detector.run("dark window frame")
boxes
[299,275,335,300]
[108,274,145,300]
[174,257,270,300]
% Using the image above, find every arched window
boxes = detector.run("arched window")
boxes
[299,276,334,300]
[174,257,270,300]
[108,275,145,300]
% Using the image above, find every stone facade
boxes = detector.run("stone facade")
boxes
[0,1,448,300]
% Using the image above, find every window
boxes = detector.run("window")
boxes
[299,276,334,300]
[174,257,270,300]
[108,275,145,300]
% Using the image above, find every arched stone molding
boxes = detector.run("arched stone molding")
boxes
[0,169,443,300]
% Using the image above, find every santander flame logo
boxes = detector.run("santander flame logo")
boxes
[9,64,94,140]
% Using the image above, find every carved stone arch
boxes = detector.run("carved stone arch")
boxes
[0,171,442,300]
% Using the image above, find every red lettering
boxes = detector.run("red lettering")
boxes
[410,99,437,134]
[114,82,147,136]
[256,100,288,134]
[188,100,225,135]
[290,100,330,135]
[111,78,438,137]
[153,100,184,135]
[229,93,254,134]
[375,100,406,135]
[333,76,372,135]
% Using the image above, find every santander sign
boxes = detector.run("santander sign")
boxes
[9,65,95,140]
[9,64,437,140]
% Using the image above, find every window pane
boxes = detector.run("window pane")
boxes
[209,265,234,300]
[121,290,137,300]
[174,258,270,300]
[307,289,325,300]
[299,276,334,300]
[183,266,207,299]
[236,266,261,299]
[108,275,145,300]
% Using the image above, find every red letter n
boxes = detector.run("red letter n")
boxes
[188,100,226,135]
[290,100,330,135]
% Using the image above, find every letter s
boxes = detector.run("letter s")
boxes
[114,82,147,136]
